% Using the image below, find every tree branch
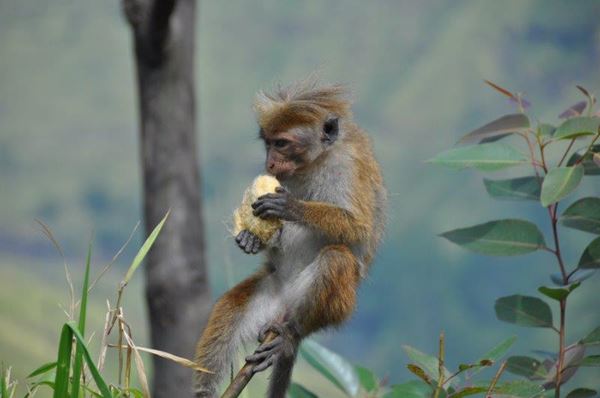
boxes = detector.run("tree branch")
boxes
[220,332,277,398]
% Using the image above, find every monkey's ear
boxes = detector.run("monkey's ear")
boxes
[322,118,339,144]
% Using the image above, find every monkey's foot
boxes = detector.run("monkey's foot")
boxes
[245,323,296,373]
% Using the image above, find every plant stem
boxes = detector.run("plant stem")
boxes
[433,332,445,398]
[557,139,576,167]
[555,299,567,398]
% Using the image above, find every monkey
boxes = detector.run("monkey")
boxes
[194,79,386,398]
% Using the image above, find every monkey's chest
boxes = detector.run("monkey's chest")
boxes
[271,223,328,271]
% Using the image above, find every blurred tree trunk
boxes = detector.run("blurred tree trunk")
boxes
[123,0,210,397]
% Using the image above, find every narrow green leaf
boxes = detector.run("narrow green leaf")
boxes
[354,365,377,392]
[402,345,453,384]
[540,166,584,207]
[124,210,170,284]
[288,383,319,398]
[567,388,597,398]
[579,236,600,268]
[554,116,600,139]
[484,177,541,201]
[54,323,111,398]
[457,114,530,144]
[560,197,600,234]
[71,240,93,398]
[576,355,600,367]
[506,356,547,379]
[53,323,73,398]
[27,362,57,379]
[581,326,600,346]
[495,295,553,328]
[440,219,545,256]
[450,386,488,398]
[384,381,432,398]
[493,380,545,397]
[470,336,516,377]
[299,340,359,397]
[428,143,528,171]
[538,282,580,301]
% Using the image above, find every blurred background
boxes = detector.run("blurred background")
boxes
[1,0,599,396]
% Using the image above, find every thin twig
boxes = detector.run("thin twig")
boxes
[486,361,507,397]
[433,332,445,398]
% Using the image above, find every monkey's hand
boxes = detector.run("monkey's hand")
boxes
[235,230,263,254]
[245,321,299,373]
[252,187,302,222]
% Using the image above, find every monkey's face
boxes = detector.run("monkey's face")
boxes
[260,118,339,180]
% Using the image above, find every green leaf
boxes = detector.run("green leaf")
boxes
[493,380,545,397]
[579,236,600,268]
[576,355,600,367]
[495,295,553,328]
[440,219,545,256]
[384,381,432,398]
[554,116,600,139]
[407,364,433,386]
[560,197,600,234]
[567,388,597,398]
[450,386,488,398]
[402,345,453,384]
[457,114,530,144]
[428,143,528,171]
[483,176,541,201]
[506,356,547,379]
[53,323,111,398]
[538,282,580,301]
[299,340,359,397]
[538,123,556,137]
[354,365,377,392]
[470,336,517,377]
[543,343,585,387]
[567,144,600,175]
[540,166,584,207]
[581,326,600,346]
[71,240,92,398]
[124,210,170,284]
[288,383,319,398]
[27,362,57,379]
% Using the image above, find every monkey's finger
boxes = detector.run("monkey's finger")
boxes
[250,236,262,254]
[275,186,289,194]
[254,336,283,353]
[253,203,286,217]
[255,193,284,203]
[252,197,286,211]
[235,230,247,244]
[240,230,252,248]
[245,349,271,363]
[252,357,275,373]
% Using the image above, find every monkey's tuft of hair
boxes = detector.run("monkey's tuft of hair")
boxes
[232,175,282,243]
[254,78,352,133]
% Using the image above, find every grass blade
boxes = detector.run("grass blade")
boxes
[124,210,170,284]
[71,240,93,398]
[53,324,74,398]
[26,362,57,379]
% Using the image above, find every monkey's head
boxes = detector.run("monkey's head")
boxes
[254,80,351,180]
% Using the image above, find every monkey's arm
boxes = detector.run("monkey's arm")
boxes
[252,187,368,244]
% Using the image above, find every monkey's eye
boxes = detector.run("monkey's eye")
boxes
[273,139,289,149]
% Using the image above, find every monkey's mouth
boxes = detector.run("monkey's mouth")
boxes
[267,163,298,180]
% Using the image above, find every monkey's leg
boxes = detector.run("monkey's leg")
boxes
[249,245,360,398]
[194,271,265,398]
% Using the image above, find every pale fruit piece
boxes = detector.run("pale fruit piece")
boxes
[232,175,282,243]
